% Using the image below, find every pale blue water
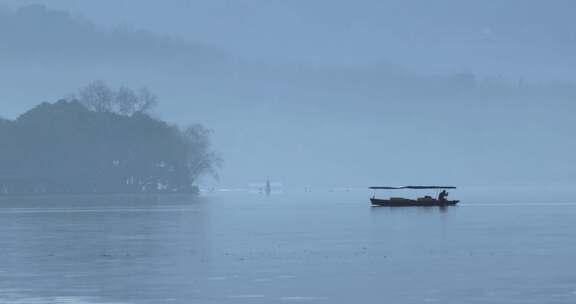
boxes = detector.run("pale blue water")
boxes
[1,191,576,303]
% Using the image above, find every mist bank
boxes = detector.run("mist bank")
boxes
[3,4,575,116]
[4,1,576,80]
[1,4,575,188]
[0,4,229,65]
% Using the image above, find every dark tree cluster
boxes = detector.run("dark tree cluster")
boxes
[0,99,220,195]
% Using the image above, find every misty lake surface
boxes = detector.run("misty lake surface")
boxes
[1,190,576,304]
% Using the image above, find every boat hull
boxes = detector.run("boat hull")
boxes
[370,198,459,207]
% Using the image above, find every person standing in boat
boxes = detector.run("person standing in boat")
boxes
[265,179,271,195]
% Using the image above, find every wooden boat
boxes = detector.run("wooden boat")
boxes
[369,186,459,207]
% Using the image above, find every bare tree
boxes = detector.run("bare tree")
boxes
[75,81,157,116]
[136,87,157,114]
[115,86,139,116]
[78,80,114,112]
[181,124,221,181]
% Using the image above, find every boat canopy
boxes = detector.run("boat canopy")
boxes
[369,186,456,190]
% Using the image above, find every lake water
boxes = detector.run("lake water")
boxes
[1,190,576,303]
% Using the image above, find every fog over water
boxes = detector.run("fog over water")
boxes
[1,2,576,302]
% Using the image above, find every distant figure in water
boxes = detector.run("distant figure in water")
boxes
[438,190,448,201]
[265,179,271,195]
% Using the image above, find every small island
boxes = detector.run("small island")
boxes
[0,82,220,195]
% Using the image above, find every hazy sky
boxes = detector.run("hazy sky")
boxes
[1,0,575,80]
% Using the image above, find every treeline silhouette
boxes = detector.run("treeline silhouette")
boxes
[0,84,219,195]
[0,4,228,65]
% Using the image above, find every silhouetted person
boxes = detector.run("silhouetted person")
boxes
[438,190,448,201]
[265,179,271,195]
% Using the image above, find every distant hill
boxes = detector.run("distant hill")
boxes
[0,4,229,65]
[2,4,575,111]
